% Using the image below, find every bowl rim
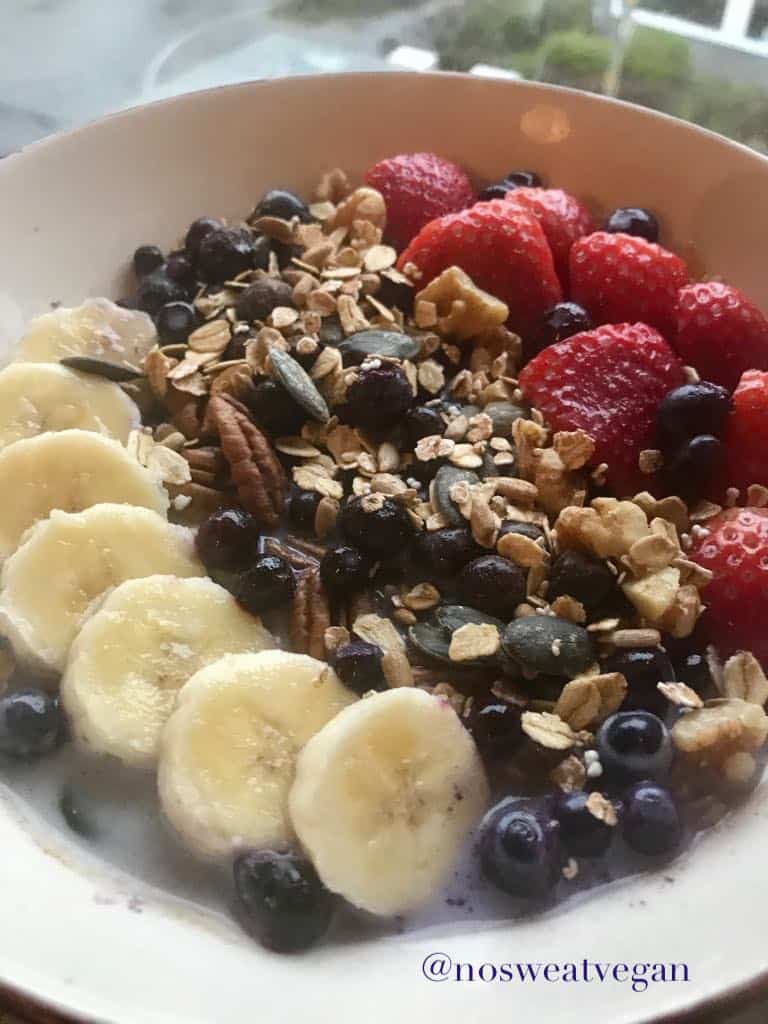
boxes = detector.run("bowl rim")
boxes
[1,70,768,1024]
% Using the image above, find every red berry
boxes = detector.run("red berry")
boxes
[519,323,684,495]
[689,507,768,665]
[397,200,562,337]
[364,152,474,251]
[507,187,593,289]
[674,282,768,392]
[718,370,768,498]
[569,232,688,338]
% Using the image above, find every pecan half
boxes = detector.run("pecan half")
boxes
[207,394,286,527]
[290,569,331,660]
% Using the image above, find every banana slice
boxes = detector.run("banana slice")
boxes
[158,651,357,861]
[0,429,169,561]
[62,576,275,768]
[289,687,489,917]
[0,503,203,675]
[0,362,140,450]
[15,298,156,369]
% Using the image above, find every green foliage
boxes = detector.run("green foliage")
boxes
[684,76,768,152]
[539,0,593,35]
[540,30,611,76]
[433,0,539,71]
[623,27,691,83]
[273,0,415,20]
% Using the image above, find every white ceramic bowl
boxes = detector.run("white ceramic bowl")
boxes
[0,73,767,1024]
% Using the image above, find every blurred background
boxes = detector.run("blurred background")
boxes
[1,0,767,155]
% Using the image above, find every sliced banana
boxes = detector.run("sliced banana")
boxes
[0,429,169,561]
[0,362,140,450]
[62,576,275,768]
[289,687,489,917]
[0,504,203,675]
[158,651,357,861]
[14,298,156,369]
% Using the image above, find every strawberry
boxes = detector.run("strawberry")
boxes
[506,187,593,289]
[674,282,768,392]
[397,200,562,336]
[364,152,474,252]
[689,507,768,665]
[519,323,684,495]
[718,370,768,498]
[569,232,688,337]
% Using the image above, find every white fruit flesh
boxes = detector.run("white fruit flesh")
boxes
[61,576,275,767]
[158,651,357,862]
[15,298,156,368]
[0,504,203,674]
[0,363,139,449]
[0,429,169,561]
[289,687,489,917]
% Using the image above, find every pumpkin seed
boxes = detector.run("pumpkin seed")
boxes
[60,356,144,382]
[433,464,479,527]
[338,329,421,365]
[408,621,452,664]
[501,615,594,678]
[484,401,529,439]
[435,605,505,635]
[268,346,330,423]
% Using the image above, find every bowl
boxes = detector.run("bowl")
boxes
[0,72,767,1024]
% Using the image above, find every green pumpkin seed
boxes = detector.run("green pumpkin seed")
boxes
[338,329,421,364]
[484,401,529,439]
[501,615,594,678]
[433,465,479,527]
[435,605,505,635]
[60,356,144,382]
[269,347,329,423]
[408,621,452,664]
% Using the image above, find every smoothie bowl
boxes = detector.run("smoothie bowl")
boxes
[0,73,768,1024]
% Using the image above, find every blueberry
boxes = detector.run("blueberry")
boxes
[663,434,724,502]
[554,791,617,858]
[457,555,527,621]
[135,270,188,316]
[478,182,513,202]
[332,641,386,694]
[133,244,164,279]
[251,188,311,224]
[318,317,345,347]
[338,495,413,560]
[601,647,675,715]
[198,227,256,283]
[657,382,731,447]
[479,797,560,899]
[529,302,592,359]
[184,217,222,260]
[412,527,482,576]
[287,489,321,533]
[622,781,682,857]
[466,701,523,760]
[166,252,196,286]
[344,363,413,431]
[195,508,261,573]
[504,169,542,188]
[377,273,415,315]
[676,650,714,696]
[252,234,274,272]
[236,279,293,322]
[403,405,444,448]
[156,301,198,344]
[248,379,306,436]
[233,849,333,952]
[235,556,295,614]
[319,545,371,593]
[603,207,659,242]
[271,239,302,270]
[597,711,673,783]
[547,550,616,613]
[0,689,62,758]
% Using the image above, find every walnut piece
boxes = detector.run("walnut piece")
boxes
[672,698,768,770]
[722,652,768,706]
[549,754,586,793]
[414,266,508,341]
[556,498,650,559]
[207,395,286,527]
